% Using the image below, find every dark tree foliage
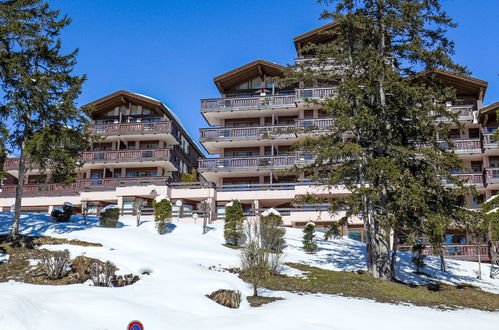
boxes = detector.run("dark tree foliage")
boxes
[224,200,244,246]
[0,0,87,237]
[281,0,471,279]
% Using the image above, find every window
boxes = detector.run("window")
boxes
[469,128,480,139]
[142,108,153,115]
[449,129,460,139]
[130,104,138,115]
[236,77,262,90]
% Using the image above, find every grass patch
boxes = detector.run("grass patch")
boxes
[0,235,106,285]
[247,295,284,307]
[240,262,499,311]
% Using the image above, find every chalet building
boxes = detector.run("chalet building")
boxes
[0,22,497,260]
[0,91,204,214]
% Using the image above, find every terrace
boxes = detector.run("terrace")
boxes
[87,121,172,136]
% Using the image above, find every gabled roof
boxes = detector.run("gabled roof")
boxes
[481,101,499,116]
[84,90,163,115]
[84,90,205,157]
[412,69,488,100]
[293,21,339,56]
[213,59,286,94]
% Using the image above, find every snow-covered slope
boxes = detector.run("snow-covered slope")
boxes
[0,212,497,330]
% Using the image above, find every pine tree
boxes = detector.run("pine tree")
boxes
[224,200,244,246]
[281,0,468,279]
[259,210,285,252]
[152,196,172,234]
[303,222,318,253]
[0,0,87,238]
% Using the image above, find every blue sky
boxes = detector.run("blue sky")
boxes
[50,0,499,151]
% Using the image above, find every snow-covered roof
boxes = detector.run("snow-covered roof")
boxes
[262,208,281,217]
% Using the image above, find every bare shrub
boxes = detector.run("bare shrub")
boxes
[240,220,283,297]
[206,289,241,308]
[41,249,71,280]
[90,261,117,287]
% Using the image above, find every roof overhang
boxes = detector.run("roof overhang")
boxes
[83,90,164,116]
[413,69,488,100]
[480,101,499,119]
[293,21,339,57]
[213,59,286,94]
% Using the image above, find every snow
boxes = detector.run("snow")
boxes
[63,202,73,207]
[306,221,315,227]
[0,253,8,263]
[100,204,119,212]
[261,208,281,217]
[225,201,234,207]
[153,194,170,203]
[487,207,498,214]
[485,194,499,203]
[0,212,497,330]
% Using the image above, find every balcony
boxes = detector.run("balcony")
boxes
[201,94,296,113]
[295,87,337,101]
[199,125,296,142]
[447,173,484,187]
[295,118,334,130]
[82,149,171,163]
[439,139,482,154]
[87,121,172,136]
[486,168,499,185]
[199,155,298,172]
[483,133,499,149]
[0,177,169,197]
[3,158,20,170]
[434,105,476,122]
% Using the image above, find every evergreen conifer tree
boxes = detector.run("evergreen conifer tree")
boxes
[224,200,244,246]
[303,222,318,253]
[259,210,285,252]
[0,0,87,238]
[281,0,469,279]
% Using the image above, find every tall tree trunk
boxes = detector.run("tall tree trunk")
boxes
[11,139,26,238]
[477,242,482,279]
[439,248,446,272]
[365,215,391,280]
[253,283,258,297]
[390,230,398,281]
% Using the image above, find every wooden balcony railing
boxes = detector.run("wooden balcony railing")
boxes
[0,177,169,197]
[200,125,296,141]
[483,133,499,148]
[3,158,20,170]
[295,87,337,100]
[199,155,297,171]
[87,121,172,136]
[82,149,171,162]
[201,95,296,112]
[434,105,476,121]
[397,244,490,262]
[439,139,482,153]
[486,168,499,185]
[295,118,334,129]
[199,119,334,142]
[448,173,484,186]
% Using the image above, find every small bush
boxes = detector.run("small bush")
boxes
[90,261,117,287]
[41,249,71,280]
[99,206,120,228]
[303,222,318,253]
[152,195,172,234]
[224,200,244,246]
[260,211,285,252]
[51,203,73,222]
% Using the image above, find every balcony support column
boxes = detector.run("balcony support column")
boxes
[121,168,126,177]
[253,199,260,217]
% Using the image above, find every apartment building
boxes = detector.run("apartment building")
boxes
[0,90,203,214]
[0,22,497,250]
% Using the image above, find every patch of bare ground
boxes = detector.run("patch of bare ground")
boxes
[0,235,136,286]
[247,296,284,307]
